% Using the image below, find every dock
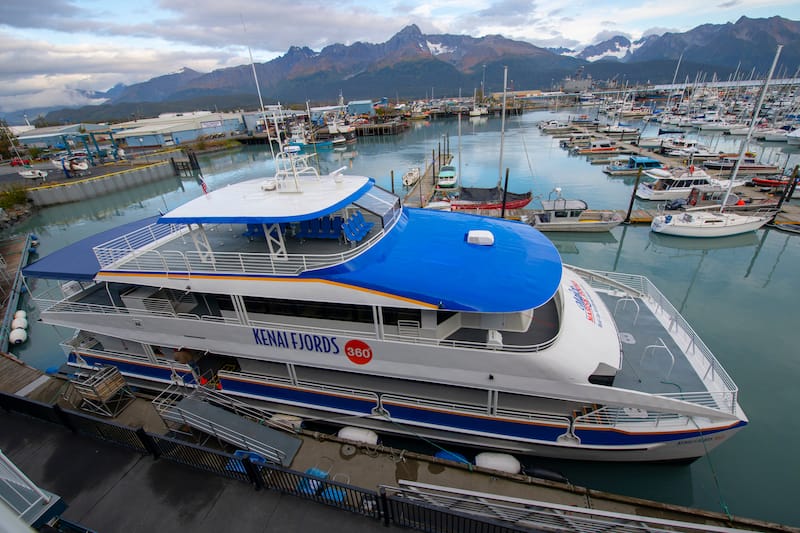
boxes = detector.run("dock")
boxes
[402,153,453,207]
[0,234,35,353]
[0,353,795,532]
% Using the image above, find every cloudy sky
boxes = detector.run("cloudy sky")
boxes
[1,0,798,114]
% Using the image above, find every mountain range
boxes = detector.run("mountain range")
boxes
[17,16,800,124]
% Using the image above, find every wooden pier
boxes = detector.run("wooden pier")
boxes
[354,120,409,137]
[403,153,453,207]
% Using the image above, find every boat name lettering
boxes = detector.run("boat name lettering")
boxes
[252,328,340,354]
[568,280,603,327]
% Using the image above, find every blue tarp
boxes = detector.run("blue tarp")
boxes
[22,216,160,281]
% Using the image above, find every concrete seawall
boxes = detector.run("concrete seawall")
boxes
[26,162,176,207]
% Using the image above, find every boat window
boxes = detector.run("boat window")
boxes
[554,211,568,218]
[219,295,374,324]
[570,210,583,217]
[382,307,422,326]
[354,185,400,228]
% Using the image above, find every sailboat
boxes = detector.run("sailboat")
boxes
[449,67,533,211]
[650,46,782,238]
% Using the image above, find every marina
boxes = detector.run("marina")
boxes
[2,109,800,529]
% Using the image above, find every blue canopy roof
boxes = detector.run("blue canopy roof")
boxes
[319,208,563,312]
[22,215,160,281]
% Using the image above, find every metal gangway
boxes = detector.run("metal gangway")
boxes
[384,481,751,532]
[0,449,62,530]
[153,384,302,467]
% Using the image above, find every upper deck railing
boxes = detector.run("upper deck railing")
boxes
[93,215,397,277]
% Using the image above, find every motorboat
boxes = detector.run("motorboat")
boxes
[436,165,458,188]
[570,140,622,156]
[635,167,745,201]
[523,188,623,232]
[603,155,666,176]
[402,167,420,187]
[18,169,48,180]
[22,151,747,463]
[702,155,779,175]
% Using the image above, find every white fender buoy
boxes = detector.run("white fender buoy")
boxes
[11,317,28,329]
[337,426,379,445]
[14,310,27,319]
[475,452,521,474]
[9,328,28,344]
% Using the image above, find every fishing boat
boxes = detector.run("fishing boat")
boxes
[603,156,666,176]
[523,188,623,232]
[22,150,747,463]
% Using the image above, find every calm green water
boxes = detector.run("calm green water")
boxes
[6,110,800,527]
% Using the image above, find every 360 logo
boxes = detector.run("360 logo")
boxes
[344,339,373,365]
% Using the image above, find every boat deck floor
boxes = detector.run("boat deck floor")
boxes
[598,292,707,396]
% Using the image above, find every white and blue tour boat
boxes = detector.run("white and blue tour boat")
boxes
[23,152,747,462]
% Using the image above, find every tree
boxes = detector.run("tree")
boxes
[0,120,15,160]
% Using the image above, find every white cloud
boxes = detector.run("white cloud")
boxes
[0,0,798,114]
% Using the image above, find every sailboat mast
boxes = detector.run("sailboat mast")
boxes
[722,45,782,211]
[248,46,278,158]
[498,66,508,187]
[458,112,462,185]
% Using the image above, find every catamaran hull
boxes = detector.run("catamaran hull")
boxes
[67,352,746,463]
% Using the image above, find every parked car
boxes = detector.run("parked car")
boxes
[10,157,31,166]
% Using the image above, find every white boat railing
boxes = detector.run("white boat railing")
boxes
[382,331,558,354]
[573,267,740,413]
[218,370,381,407]
[93,222,386,276]
[574,393,739,428]
[0,450,52,523]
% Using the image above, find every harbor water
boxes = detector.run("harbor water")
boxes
[5,109,800,527]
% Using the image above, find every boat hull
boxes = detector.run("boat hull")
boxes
[67,352,745,463]
[651,212,771,237]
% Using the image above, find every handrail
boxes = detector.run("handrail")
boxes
[94,222,387,276]
[575,268,738,395]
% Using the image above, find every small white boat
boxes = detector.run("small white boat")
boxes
[524,188,623,232]
[402,167,420,187]
[18,169,48,180]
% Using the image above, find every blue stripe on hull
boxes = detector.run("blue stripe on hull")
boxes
[383,403,568,442]
[68,353,196,384]
[575,420,748,445]
[220,376,376,414]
